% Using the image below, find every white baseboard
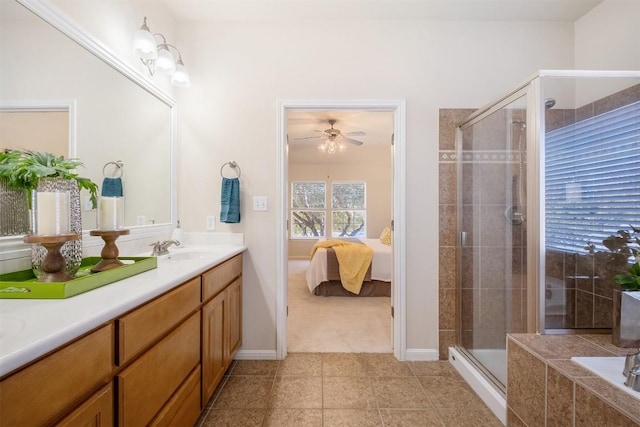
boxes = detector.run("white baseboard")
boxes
[404,349,439,361]
[233,349,278,360]
[235,349,437,361]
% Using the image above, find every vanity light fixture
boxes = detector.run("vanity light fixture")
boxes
[133,17,191,88]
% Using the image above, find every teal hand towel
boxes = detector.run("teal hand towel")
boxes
[101,177,123,197]
[220,177,240,223]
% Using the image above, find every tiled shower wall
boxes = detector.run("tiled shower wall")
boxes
[438,84,639,358]
[438,109,473,359]
[544,84,640,330]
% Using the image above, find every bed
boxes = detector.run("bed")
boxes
[305,238,392,296]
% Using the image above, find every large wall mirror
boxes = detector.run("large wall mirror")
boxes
[0,0,175,235]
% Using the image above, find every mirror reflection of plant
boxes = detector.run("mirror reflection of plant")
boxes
[585,225,640,261]
[0,149,98,208]
[615,262,640,291]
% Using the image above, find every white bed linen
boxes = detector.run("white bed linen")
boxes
[305,238,392,293]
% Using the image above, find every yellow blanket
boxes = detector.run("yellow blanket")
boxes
[310,239,373,294]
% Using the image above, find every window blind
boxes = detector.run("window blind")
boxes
[545,100,640,252]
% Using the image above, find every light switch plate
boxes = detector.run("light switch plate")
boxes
[253,196,268,211]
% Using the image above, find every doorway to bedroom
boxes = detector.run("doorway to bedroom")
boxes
[276,100,407,359]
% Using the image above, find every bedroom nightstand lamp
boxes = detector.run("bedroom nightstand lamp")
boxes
[133,17,191,88]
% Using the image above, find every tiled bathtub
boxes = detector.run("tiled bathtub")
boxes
[507,333,639,426]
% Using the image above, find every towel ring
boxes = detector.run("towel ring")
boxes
[220,161,241,178]
[103,160,124,178]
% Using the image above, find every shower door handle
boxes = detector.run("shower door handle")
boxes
[461,231,468,246]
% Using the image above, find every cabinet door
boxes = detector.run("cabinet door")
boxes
[201,291,226,405]
[149,365,201,427]
[55,384,113,427]
[0,324,113,427]
[117,313,200,427]
[225,278,242,365]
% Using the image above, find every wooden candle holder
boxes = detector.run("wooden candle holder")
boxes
[89,229,130,273]
[23,233,81,282]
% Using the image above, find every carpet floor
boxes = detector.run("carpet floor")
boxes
[287,260,392,353]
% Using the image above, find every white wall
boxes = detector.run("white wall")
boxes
[29,0,636,356]
[574,0,640,70]
[175,18,575,354]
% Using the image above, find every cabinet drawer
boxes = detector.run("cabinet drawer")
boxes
[117,277,200,364]
[149,365,201,427]
[202,254,242,301]
[56,384,113,427]
[0,324,113,427]
[117,312,200,427]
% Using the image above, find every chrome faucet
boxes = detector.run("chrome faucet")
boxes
[150,240,181,256]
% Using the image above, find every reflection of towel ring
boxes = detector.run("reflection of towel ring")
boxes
[103,160,124,178]
[220,161,241,178]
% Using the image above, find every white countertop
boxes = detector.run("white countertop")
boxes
[0,244,246,377]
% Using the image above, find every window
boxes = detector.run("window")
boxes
[290,181,367,239]
[291,182,325,238]
[331,182,366,237]
[545,100,640,253]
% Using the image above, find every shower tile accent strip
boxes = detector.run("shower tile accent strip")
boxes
[507,333,640,426]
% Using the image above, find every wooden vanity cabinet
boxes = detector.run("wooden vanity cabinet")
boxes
[0,324,114,427]
[56,384,114,427]
[116,279,202,427]
[201,254,243,405]
[0,252,243,427]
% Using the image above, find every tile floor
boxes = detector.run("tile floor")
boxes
[196,353,502,426]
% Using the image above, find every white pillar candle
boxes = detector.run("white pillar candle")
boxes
[36,191,70,235]
[99,197,124,230]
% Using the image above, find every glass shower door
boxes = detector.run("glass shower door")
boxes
[458,94,529,390]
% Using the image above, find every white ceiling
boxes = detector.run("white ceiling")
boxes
[162,0,603,23]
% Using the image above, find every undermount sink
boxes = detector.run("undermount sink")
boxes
[158,249,227,262]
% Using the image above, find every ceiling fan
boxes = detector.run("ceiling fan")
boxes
[293,119,366,153]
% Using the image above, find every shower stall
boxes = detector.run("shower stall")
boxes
[450,70,640,421]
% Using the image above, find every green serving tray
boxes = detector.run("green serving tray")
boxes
[0,257,157,299]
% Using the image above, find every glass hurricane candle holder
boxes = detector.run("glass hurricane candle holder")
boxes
[33,188,70,235]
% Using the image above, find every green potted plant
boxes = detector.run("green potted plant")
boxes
[0,149,98,207]
[615,262,640,291]
[608,227,640,348]
[585,226,639,347]
[0,149,98,277]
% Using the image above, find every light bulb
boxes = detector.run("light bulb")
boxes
[156,46,176,74]
[171,60,191,87]
[132,18,157,60]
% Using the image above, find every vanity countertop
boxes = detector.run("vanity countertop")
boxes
[0,244,246,377]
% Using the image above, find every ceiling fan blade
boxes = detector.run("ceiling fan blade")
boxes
[293,135,323,140]
[344,131,366,137]
[343,137,364,146]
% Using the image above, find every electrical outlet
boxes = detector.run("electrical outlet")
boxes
[253,196,268,211]
[83,196,93,211]
[136,215,146,226]
[206,215,216,230]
